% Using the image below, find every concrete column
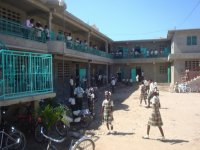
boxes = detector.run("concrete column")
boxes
[87,61,91,86]
[153,62,156,81]
[87,32,91,47]
[105,42,108,53]
[110,64,114,80]
[106,64,109,84]
[49,11,53,36]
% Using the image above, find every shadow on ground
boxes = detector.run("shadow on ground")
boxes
[90,83,138,131]
[160,139,189,144]
[111,131,135,136]
[144,138,189,145]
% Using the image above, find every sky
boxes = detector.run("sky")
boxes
[64,0,200,41]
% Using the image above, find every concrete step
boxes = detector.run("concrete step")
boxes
[157,83,170,91]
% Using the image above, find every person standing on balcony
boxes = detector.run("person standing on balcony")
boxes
[44,25,50,40]
[75,37,80,47]
[35,22,44,41]
[66,33,73,48]
[25,18,34,28]
[24,18,34,38]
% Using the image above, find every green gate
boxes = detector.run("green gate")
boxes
[168,64,171,83]
[131,68,136,81]
[0,49,53,100]
[79,68,86,80]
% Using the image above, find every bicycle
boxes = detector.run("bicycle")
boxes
[14,103,36,134]
[41,127,95,150]
[168,82,179,93]
[178,83,191,93]
[0,107,26,150]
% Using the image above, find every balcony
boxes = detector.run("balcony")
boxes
[112,47,170,59]
[49,32,113,59]
[0,18,46,43]
[0,49,54,103]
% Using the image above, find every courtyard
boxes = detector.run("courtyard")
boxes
[92,84,200,150]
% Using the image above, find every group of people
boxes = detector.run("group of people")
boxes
[69,74,165,140]
[69,75,97,116]
[101,79,165,140]
[139,79,165,140]
[25,18,50,41]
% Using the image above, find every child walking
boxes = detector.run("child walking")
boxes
[143,91,165,140]
[102,91,114,134]
[139,81,147,105]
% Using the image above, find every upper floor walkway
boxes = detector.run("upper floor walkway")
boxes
[0,17,170,64]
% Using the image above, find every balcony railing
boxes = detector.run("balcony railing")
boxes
[0,18,170,60]
[0,49,53,100]
[50,32,113,59]
[112,47,170,59]
[0,18,46,43]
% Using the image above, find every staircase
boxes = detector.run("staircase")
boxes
[157,83,170,92]
[186,76,200,92]
[180,70,200,92]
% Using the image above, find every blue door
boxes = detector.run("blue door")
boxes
[79,68,86,87]
[131,68,136,81]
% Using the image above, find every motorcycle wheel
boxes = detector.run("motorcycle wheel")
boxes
[80,116,91,128]
[55,119,69,136]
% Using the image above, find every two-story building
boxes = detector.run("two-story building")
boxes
[0,0,199,109]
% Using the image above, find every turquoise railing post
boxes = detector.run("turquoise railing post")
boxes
[2,50,5,100]
[0,49,53,100]
[0,18,47,43]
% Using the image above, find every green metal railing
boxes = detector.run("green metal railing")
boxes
[66,41,113,58]
[0,17,170,60]
[113,47,170,59]
[50,31,113,58]
[0,18,46,43]
[0,49,53,100]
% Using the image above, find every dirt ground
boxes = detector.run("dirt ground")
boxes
[90,83,200,150]
[25,83,200,150]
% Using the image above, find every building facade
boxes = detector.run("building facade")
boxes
[0,0,199,107]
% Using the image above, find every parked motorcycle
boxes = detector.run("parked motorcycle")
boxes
[86,87,97,117]
[55,100,92,136]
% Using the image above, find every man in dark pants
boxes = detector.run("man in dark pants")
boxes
[69,75,74,97]
[74,84,84,110]
[111,77,116,93]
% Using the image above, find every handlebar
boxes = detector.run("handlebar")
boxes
[40,127,66,143]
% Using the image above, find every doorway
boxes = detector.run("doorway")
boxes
[136,67,142,81]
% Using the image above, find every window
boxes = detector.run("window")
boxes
[185,60,200,71]
[57,61,70,79]
[159,65,167,74]
[0,6,21,23]
[187,36,197,45]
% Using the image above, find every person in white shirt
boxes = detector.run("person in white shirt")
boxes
[111,77,116,93]
[24,18,34,39]
[26,18,34,28]
[136,74,139,83]
[69,76,74,97]
[44,25,50,40]
[74,84,84,110]
[102,91,114,134]
[147,79,154,108]
[35,22,44,41]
